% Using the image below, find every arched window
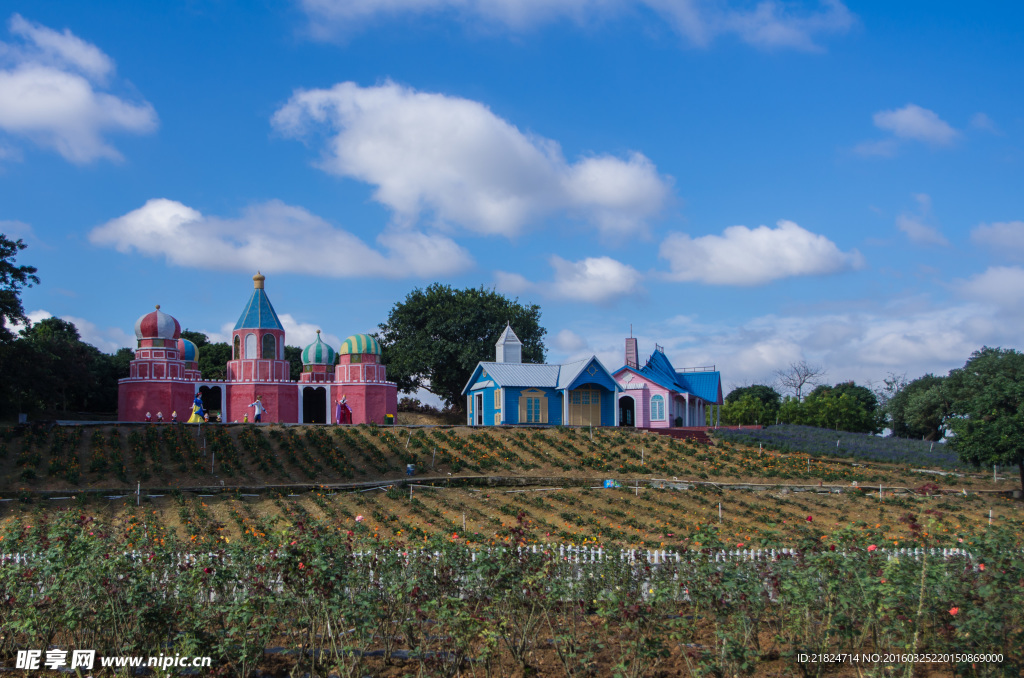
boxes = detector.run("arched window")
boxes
[245,333,256,359]
[650,395,665,421]
[262,334,276,360]
[233,336,240,360]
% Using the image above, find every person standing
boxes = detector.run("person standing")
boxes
[187,392,205,423]
[249,396,268,423]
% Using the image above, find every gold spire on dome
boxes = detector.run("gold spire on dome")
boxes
[253,271,265,289]
[155,305,161,310]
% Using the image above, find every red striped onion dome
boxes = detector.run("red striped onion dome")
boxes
[302,330,336,365]
[134,305,181,341]
[177,337,199,362]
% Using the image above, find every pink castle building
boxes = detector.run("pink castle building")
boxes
[117,273,398,424]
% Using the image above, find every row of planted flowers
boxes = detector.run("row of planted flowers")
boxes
[0,509,1020,677]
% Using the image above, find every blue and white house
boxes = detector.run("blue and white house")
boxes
[462,325,622,427]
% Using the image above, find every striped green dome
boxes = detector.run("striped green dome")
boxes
[339,333,381,356]
[302,331,336,365]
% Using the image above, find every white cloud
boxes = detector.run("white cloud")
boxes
[659,219,864,285]
[565,293,1015,392]
[971,221,1024,259]
[89,198,473,278]
[279,314,342,350]
[895,193,948,246]
[272,81,670,239]
[0,218,34,240]
[8,14,113,82]
[896,215,948,246]
[0,14,157,163]
[872,104,957,146]
[15,309,134,353]
[549,255,642,302]
[958,266,1024,310]
[299,0,854,51]
[969,112,999,134]
[493,271,534,296]
[495,255,642,303]
[553,328,589,353]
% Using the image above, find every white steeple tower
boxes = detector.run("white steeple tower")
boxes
[495,323,523,363]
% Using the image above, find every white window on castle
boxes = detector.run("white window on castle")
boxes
[245,333,256,359]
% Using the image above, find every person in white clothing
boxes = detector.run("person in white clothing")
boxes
[249,396,268,423]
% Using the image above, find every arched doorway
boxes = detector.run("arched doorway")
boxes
[302,386,327,424]
[199,386,222,421]
[619,395,635,427]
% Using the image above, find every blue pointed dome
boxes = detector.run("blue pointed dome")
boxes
[234,272,284,330]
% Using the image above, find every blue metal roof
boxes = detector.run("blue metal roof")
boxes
[631,349,723,404]
[234,287,284,331]
[461,356,621,395]
[676,370,723,404]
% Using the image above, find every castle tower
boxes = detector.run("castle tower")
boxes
[224,272,297,423]
[118,305,195,421]
[299,330,336,383]
[333,334,397,424]
[226,272,289,382]
[495,323,522,364]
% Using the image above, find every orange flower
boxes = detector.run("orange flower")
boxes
[949,607,959,616]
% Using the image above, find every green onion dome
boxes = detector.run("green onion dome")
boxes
[338,333,381,356]
[302,330,336,365]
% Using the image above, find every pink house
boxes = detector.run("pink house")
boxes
[612,337,723,428]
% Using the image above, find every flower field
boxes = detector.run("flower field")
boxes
[2,423,1022,675]
[0,423,1009,492]
[0,504,1021,677]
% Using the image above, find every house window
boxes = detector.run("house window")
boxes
[651,395,665,421]
[262,333,276,360]
[233,336,240,359]
[526,398,541,422]
[494,390,502,410]
[245,333,256,359]
[520,389,547,424]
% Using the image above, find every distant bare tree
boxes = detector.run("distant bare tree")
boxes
[775,360,826,401]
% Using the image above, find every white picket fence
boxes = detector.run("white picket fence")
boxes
[0,543,987,569]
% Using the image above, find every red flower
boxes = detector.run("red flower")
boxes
[868,544,877,552]
[203,567,212,574]
[299,562,305,569]
[949,607,959,616]
[806,516,813,522]
[979,563,985,571]
[736,543,744,547]
[829,544,835,551]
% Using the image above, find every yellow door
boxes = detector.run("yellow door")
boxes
[569,388,601,426]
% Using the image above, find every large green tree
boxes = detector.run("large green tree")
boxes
[721,385,781,425]
[378,284,546,410]
[885,373,947,440]
[945,347,1024,493]
[0,234,39,344]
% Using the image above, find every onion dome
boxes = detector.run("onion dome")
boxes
[177,337,199,362]
[134,305,181,340]
[302,330,336,365]
[339,333,381,356]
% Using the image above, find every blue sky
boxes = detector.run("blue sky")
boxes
[2,0,1022,397]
